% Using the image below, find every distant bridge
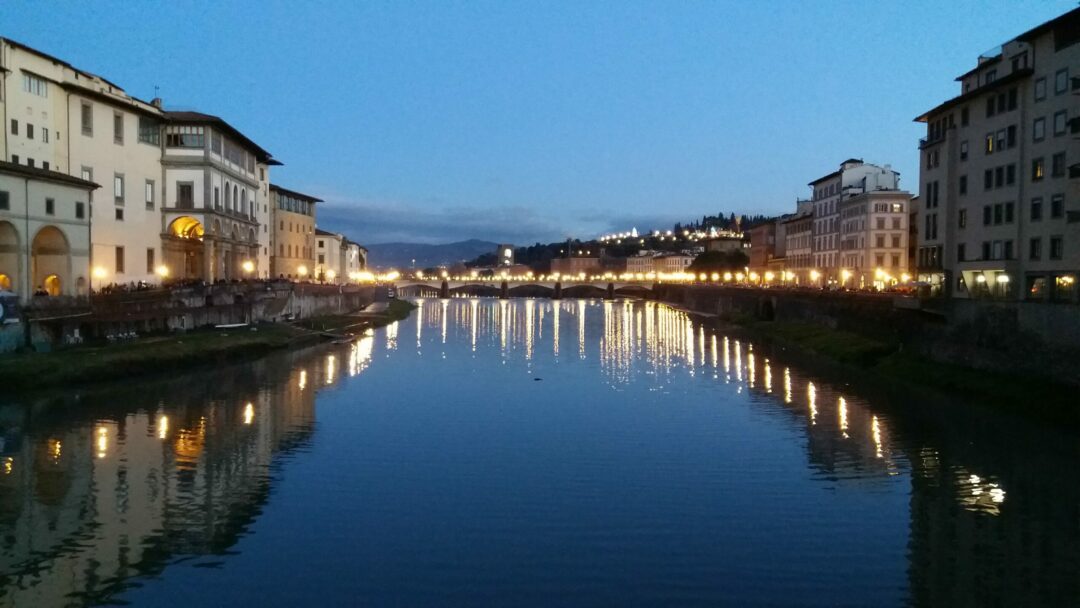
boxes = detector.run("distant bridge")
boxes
[395,279,656,299]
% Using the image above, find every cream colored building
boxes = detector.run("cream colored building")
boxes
[269,184,318,279]
[314,228,343,282]
[654,253,695,274]
[780,211,814,283]
[915,7,1080,301]
[343,239,367,279]
[838,190,912,288]
[0,161,97,300]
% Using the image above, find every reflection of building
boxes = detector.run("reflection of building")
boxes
[0,162,97,300]
[270,184,319,279]
[915,8,1080,301]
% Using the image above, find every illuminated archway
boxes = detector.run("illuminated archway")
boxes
[168,216,205,240]
[31,226,70,296]
[43,274,61,296]
[0,221,18,294]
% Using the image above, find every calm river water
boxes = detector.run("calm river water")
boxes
[0,298,1077,607]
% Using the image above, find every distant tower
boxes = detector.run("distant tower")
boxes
[497,244,514,267]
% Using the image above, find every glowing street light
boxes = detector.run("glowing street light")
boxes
[241,260,255,274]
[155,265,170,279]
[297,265,309,277]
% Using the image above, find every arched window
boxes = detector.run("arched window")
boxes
[233,186,238,213]
[241,189,247,215]
[225,181,231,211]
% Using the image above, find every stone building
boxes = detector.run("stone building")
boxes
[915,7,1080,301]
[269,184,319,279]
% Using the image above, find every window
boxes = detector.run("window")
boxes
[214,187,220,209]
[115,208,124,221]
[1034,117,1045,141]
[211,132,222,154]
[1005,202,1015,223]
[876,217,885,230]
[1004,240,1014,260]
[1007,125,1016,148]
[177,183,194,208]
[1049,236,1063,260]
[875,235,885,248]
[960,107,969,126]
[0,191,8,210]
[986,97,995,118]
[9,120,15,136]
[11,155,18,164]
[1053,111,1067,136]
[81,167,93,202]
[138,117,160,145]
[1008,88,1017,111]
[1054,69,1068,95]
[45,198,54,215]
[146,248,155,274]
[165,125,205,148]
[958,243,966,261]
[1052,153,1066,178]
[22,73,47,97]
[1035,77,1046,101]
[1031,197,1043,221]
[1032,158,1045,181]
[959,208,967,228]
[993,241,1002,260]
[985,133,994,154]
[994,203,1003,225]
[318,254,326,264]
[995,167,1004,188]
[113,112,124,144]
[145,180,155,209]
[26,123,33,140]
[42,128,48,143]
[983,205,992,225]
[114,174,125,203]
[81,102,93,136]
[1051,194,1064,218]
[26,158,34,168]
[982,241,991,260]
[1030,238,1042,260]
[75,202,85,219]
[42,161,49,171]
[891,235,900,248]
[960,141,968,160]
[115,246,125,273]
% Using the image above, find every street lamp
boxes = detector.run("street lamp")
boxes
[241,260,255,275]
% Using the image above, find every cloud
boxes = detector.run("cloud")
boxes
[316,198,573,245]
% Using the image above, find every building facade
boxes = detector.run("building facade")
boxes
[0,161,96,301]
[781,212,814,283]
[809,159,901,282]
[269,185,318,279]
[838,190,913,288]
[915,8,1080,301]
[314,228,342,282]
[747,222,776,273]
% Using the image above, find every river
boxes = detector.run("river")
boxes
[0,298,1077,607]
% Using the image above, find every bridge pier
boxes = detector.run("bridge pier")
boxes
[553,281,562,300]
[606,282,615,300]
[440,280,449,298]
[500,281,509,299]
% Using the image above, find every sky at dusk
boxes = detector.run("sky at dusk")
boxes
[4,1,1077,244]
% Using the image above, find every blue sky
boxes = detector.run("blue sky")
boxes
[4,1,1076,244]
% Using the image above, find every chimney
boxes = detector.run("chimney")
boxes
[151,97,163,108]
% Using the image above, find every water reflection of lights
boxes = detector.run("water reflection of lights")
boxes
[50,438,62,461]
[326,355,337,385]
[96,426,108,459]
[747,351,756,388]
[763,360,772,392]
[385,321,398,351]
[441,298,449,344]
[959,471,1007,515]
[298,370,308,391]
[784,367,792,403]
[243,402,255,425]
[470,298,479,352]
[577,300,586,359]
[807,382,817,425]
[349,332,375,376]
[158,415,169,439]
[838,396,849,438]
[872,416,883,458]
[552,302,560,356]
[3,456,12,474]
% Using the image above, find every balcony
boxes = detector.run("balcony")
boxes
[919,134,946,149]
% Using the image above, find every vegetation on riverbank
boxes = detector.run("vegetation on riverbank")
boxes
[0,300,416,394]
[711,313,1080,425]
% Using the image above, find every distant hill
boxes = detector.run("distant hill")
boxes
[365,239,499,270]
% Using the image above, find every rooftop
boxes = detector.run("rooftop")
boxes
[0,160,99,190]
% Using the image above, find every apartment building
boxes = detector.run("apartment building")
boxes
[343,239,367,279]
[747,222,776,274]
[269,184,318,279]
[838,190,912,288]
[808,159,900,282]
[780,210,813,283]
[654,253,695,274]
[915,7,1080,301]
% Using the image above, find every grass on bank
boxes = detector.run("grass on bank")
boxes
[721,314,1079,422]
[0,299,417,393]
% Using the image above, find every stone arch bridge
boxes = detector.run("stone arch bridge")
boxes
[396,280,656,299]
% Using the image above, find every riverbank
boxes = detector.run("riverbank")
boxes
[696,309,1080,426]
[0,299,416,394]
